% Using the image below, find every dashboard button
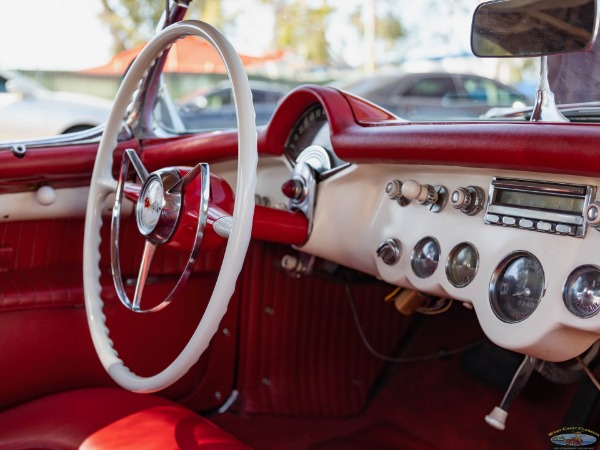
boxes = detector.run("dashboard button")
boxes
[486,214,500,224]
[519,219,534,229]
[536,221,552,232]
[502,217,516,226]
[556,224,575,235]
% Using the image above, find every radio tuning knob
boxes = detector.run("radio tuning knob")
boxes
[585,202,600,227]
[451,186,486,216]
[401,179,447,212]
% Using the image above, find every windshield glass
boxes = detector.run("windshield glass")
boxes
[1,0,599,140]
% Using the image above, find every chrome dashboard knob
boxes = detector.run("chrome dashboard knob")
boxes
[385,179,403,200]
[376,238,402,266]
[401,179,447,212]
[585,202,600,227]
[385,179,410,206]
[451,186,485,216]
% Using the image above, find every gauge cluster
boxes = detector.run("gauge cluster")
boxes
[263,91,600,361]
[300,162,600,361]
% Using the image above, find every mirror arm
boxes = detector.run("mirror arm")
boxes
[530,56,569,123]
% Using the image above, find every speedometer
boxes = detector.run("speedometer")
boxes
[284,104,331,163]
[490,252,545,323]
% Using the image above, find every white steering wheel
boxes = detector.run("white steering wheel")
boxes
[83,20,257,393]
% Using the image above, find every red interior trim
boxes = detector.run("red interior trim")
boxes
[0,388,250,449]
[331,121,600,177]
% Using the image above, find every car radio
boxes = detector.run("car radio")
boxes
[484,177,595,238]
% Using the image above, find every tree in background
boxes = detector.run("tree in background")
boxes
[98,0,407,73]
[351,0,405,72]
[99,0,228,53]
[271,0,333,67]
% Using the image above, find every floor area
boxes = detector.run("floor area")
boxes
[212,302,598,449]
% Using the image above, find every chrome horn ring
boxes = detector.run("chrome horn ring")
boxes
[111,149,209,313]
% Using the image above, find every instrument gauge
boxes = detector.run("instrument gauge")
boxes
[284,104,331,163]
[490,252,545,323]
[563,265,600,318]
[411,237,440,279]
[446,243,479,288]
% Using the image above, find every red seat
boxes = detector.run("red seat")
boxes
[0,387,249,449]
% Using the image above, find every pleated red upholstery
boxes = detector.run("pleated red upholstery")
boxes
[235,242,411,416]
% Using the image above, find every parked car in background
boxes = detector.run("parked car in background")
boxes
[338,72,530,120]
[0,69,111,141]
[176,81,287,130]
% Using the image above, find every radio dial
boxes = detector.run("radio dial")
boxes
[585,202,600,226]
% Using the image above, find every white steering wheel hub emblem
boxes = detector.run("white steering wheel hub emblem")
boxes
[137,176,164,235]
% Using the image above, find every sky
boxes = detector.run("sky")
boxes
[0,0,113,70]
[0,0,480,72]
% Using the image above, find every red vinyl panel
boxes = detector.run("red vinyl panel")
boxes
[332,121,600,177]
[0,388,250,449]
[0,217,238,412]
[235,242,411,417]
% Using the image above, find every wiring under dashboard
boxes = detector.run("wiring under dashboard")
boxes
[344,283,482,364]
[384,286,454,315]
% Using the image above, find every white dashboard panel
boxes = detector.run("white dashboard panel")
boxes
[301,163,600,361]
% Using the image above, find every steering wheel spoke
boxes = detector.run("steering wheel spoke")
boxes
[132,240,158,312]
[167,162,204,194]
[124,148,150,182]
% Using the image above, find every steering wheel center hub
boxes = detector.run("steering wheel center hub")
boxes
[136,169,182,245]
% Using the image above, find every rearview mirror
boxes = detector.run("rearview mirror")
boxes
[471,0,598,57]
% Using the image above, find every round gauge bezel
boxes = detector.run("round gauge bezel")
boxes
[489,251,545,324]
[562,264,600,318]
[446,242,479,288]
[411,236,441,279]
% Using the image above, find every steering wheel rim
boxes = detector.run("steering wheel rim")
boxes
[83,20,257,393]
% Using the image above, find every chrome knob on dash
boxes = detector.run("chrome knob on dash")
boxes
[385,179,410,206]
[376,238,402,266]
[451,186,485,216]
[585,202,600,227]
[401,179,448,213]
[385,179,403,200]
